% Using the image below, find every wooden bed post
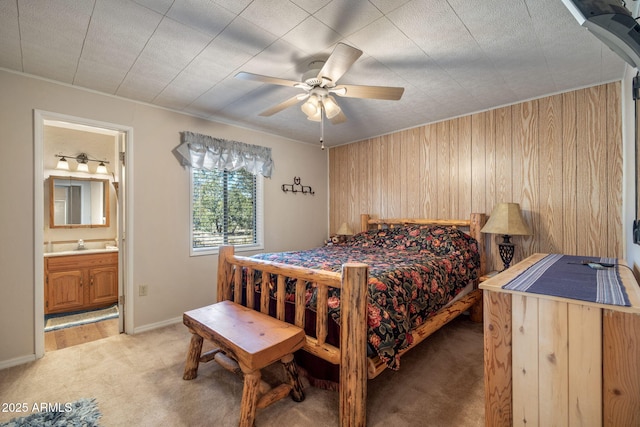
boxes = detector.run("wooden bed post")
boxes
[339,263,369,427]
[360,214,370,232]
[217,245,235,302]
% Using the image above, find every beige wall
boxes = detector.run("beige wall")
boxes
[0,69,328,365]
[329,82,624,273]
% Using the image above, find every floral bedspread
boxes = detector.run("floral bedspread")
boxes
[251,224,480,370]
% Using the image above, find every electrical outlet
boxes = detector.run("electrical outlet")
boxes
[139,284,148,296]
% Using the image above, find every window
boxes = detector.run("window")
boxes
[190,168,263,255]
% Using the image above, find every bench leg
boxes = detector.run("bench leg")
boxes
[281,354,305,402]
[239,369,261,427]
[183,333,204,380]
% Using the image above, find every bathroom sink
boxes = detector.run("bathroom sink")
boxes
[44,248,119,257]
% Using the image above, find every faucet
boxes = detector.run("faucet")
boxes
[77,239,85,250]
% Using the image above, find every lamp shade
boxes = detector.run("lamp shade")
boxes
[56,157,69,170]
[301,95,319,117]
[322,95,341,119]
[481,203,532,236]
[96,162,108,174]
[76,161,89,173]
[336,222,353,235]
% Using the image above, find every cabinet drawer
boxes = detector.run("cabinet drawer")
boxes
[46,252,118,270]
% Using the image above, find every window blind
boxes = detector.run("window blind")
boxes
[192,168,257,249]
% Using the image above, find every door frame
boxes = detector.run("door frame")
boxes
[34,110,134,358]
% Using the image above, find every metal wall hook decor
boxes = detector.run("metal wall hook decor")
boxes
[282,176,314,195]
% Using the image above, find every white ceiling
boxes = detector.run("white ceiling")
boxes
[0,0,632,147]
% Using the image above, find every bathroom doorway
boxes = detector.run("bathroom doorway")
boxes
[34,111,133,357]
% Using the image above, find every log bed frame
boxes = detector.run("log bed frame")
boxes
[216,213,487,427]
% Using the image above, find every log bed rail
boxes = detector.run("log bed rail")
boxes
[216,213,487,427]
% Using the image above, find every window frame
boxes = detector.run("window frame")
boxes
[189,168,264,256]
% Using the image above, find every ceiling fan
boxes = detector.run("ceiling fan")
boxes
[234,43,405,125]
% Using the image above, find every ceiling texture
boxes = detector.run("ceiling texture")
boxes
[0,0,631,147]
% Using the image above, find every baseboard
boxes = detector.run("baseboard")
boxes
[0,354,37,370]
[132,316,182,334]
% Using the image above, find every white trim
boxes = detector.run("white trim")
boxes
[33,110,45,359]
[121,130,134,334]
[132,316,182,335]
[34,110,134,358]
[0,354,37,371]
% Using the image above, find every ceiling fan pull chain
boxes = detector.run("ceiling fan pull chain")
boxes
[320,105,325,150]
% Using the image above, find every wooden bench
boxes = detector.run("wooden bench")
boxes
[183,300,306,427]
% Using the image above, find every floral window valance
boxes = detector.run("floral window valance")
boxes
[175,131,274,178]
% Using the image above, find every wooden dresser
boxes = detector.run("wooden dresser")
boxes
[480,253,640,427]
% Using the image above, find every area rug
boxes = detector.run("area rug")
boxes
[0,398,101,427]
[45,305,118,332]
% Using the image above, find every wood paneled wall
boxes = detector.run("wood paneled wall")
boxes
[329,82,623,272]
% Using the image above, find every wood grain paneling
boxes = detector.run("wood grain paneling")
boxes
[568,304,602,427]
[539,94,563,254]
[512,294,539,427]
[607,82,623,258]
[329,82,623,271]
[420,124,438,218]
[483,291,513,426]
[603,310,640,426]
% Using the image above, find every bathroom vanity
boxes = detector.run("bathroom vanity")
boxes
[44,250,118,314]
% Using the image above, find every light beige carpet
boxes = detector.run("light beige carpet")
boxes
[0,316,484,426]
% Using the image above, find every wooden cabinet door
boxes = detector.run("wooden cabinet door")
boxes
[88,266,118,307]
[47,270,84,314]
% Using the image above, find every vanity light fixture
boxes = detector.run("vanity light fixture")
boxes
[76,154,89,172]
[96,161,108,174]
[55,153,110,174]
[55,156,70,170]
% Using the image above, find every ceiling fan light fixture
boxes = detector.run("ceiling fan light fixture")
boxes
[301,95,319,117]
[323,95,341,119]
[307,109,322,122]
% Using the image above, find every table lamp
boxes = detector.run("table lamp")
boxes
[336,222,353,236]
[481,203,532,270]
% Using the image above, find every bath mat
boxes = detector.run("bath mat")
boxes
[45,305,118,332]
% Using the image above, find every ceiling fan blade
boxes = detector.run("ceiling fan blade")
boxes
[235,72,301,88]
[333,84,404,100]
[329,110,347,125]
[259,95,305,117]
[317,43,363,86]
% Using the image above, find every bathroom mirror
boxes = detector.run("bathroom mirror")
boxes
[49,176,110,228]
